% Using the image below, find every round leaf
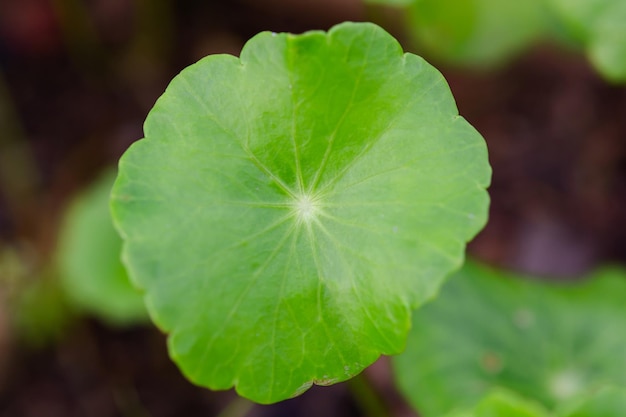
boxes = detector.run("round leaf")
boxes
[111,22,490,403]
[393,261,626,416]
[58,170,147,325]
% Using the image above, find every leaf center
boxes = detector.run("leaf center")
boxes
[292,193,321,225]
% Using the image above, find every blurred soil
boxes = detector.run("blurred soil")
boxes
[0,1,625,416]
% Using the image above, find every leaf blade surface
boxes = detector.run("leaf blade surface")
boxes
[111,22,491,403]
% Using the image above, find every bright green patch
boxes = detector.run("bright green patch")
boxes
[559,385,626,417]
[444,389,550,417]
[394,261,626,416]
[111,22,490,403]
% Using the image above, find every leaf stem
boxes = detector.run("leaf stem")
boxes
[347,372,392,417]
[216,396,255,417]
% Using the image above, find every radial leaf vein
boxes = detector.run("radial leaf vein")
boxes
[219,212,294,253]
[179,77,243,142]
[194,222,297,380]
[243,147,297,199]
[287,52,305,194]
[319,211,457,263]
[329,142,482,195]
[268,229,298,400]
[319,76,446,196]
[311,217,385,267]
[305,221,349,371]
[179,76,297,200]
[314,219,397,350]
[307,29,377,194]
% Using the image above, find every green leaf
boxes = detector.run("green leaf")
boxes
[445,385,626,417]
[548,0,626,82]
[58,169,147,325]
[393,261,626,416]
[471,390,550,417]
[404,0,549,68]
[558,385,626,417]
[445,388,550,417]
[110,22,490,403]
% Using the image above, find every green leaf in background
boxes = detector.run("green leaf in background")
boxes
[402,0,548,68]
[444,389,550,417]
[110,22,490,403]
[558,385,626,417]
[393,261,626,416]
[548,0,626,82]
[446,385,626,417]
[58,169,147,325]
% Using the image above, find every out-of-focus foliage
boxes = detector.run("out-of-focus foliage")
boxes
[364,0,549,67]
[443,389,550,417]
[442,386,626,417]
[393,261,626,416]
[57,169,147,326]
[364,0,626,81]
[558,385,626,417]
[0,246,28,295]
[406,0,549,68]
[1,246,70,348]
[110,21,491,404]
[547,0,626,82]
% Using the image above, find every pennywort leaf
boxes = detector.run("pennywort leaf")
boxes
[393,261,626,416]
[111,22,490,403]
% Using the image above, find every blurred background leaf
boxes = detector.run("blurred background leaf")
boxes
[394,261,626,416]
[558,385,626,417]
[404,0,550,68]
[443,388,550,417]
[56,168,147,325]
